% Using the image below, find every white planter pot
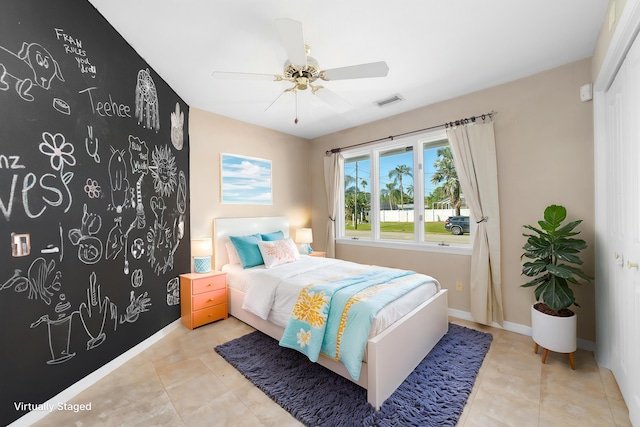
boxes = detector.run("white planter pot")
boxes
[531,305,577,353]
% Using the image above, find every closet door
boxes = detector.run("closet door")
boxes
[604,30,640,425]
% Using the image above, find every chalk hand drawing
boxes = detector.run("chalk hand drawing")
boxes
[170,103,184,150]
[31,293,77,364]
[150,145,177,197]
[84,178,101,199]
[78,272,110,350]
[120,290,151,324]
[68,203,103,264]
[166,277,179,306]
[134,68,160,132]
[108,147,130,214]
[85,125,100,163]
[1,258,61,305]
[131,268,144,288]
[0,42,64,101]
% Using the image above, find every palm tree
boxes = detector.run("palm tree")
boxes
[431,147,462,215]
[381,182,398,209]
[388,165,412,210]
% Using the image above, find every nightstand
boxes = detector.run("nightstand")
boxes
[180,271,227,330]
[308,251,326,257]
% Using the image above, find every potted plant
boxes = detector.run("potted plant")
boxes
[521,204,592,366]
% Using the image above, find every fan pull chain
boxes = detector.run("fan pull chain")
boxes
[294,91,299,124]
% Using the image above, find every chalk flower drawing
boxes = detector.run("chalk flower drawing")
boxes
[84,178,101,198]
[220,154,272,204]
[39,132,76,171]
[150,145,177,197]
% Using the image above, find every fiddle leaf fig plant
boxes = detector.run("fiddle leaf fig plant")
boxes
[521,204,593,312]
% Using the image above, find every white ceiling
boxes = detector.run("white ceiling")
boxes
[88,0,609,140]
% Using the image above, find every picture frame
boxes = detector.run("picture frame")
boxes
[220,153,272,204]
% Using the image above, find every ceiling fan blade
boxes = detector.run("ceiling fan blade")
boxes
[322,61,389,81]
[314,87,351,112]
[212,71,279,81]
[275,18,307,67]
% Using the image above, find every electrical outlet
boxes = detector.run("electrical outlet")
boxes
[455,281,464,292]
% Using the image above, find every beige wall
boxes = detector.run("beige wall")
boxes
[309,59,596,341]
[188,108,311,240]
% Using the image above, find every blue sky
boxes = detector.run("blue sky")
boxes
[345,148,440,197]
[221,154,272,204]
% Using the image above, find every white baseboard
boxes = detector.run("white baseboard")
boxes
[448,308,595,352]
[9,319,181,427]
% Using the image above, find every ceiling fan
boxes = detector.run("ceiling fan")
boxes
[212,18,389,124]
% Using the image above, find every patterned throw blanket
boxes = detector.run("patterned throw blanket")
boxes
[279,267,424,380]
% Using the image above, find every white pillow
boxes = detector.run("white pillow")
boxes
[257,238,300,269]
[225,240,241,265]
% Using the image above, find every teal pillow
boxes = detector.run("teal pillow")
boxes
[229,234,264,268]
[261,231,284,241]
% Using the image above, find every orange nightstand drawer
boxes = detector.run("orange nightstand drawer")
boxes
[192,274,225,294]
[180,271,228,330]
[192,288,226,310]
[192,304,228,328]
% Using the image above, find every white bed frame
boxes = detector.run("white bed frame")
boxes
[213,216,448,410]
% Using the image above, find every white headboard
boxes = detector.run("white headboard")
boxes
[213,216,289,270]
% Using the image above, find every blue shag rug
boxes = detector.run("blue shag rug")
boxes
[215,323,492,426]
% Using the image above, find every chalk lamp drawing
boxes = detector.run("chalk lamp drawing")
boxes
[170,102,184,150]
[30,293,77,364]
[221,153,272,205]
[0,41,64,101]
[134,68,160,132]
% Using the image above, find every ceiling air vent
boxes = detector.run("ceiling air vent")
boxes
[375,94,404,108]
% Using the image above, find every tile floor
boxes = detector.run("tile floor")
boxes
[30,316,631,427]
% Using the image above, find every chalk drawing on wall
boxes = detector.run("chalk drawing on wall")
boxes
[170,103,184,150]
[85,125,100,163]
[1,257,62,305]
[0,42,64,102]
[38,131,75,214]
[78,272,110,350]
[30,293,77,364]
[84,178,101,199]
[131,268,144,288]
[68,203,103,265]
[130,237,145,260]
[52,98,71,115]
[107,146,130,214]
[149,145,177,197]
[120,290,151,324]
[166,277,179,306]
[134,68,159,132]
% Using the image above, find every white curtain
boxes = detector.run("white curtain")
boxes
[323,152,343,258]
[446,119,503,326]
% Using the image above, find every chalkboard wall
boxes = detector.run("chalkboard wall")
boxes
[0,1,190,424]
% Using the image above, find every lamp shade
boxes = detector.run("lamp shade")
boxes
[294,228,313,244]
[191,238,212,257]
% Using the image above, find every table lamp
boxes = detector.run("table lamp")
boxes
[295,228,313,254]
[191,238,212,273]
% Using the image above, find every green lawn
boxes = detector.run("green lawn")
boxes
[345,221,449,234]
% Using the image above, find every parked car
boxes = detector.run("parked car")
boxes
[444,216,470,235]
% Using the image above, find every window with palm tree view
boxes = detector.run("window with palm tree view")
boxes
[341,132,470,247]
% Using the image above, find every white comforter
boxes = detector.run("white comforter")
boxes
[223,256,440,337]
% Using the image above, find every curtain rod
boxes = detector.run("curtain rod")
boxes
[325,110,497,156]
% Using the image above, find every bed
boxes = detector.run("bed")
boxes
[213,216,448,410]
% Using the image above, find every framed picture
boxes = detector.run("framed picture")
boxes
[220,153,272,204]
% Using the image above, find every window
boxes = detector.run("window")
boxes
[339,130,471,252]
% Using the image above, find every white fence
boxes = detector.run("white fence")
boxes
[378,209,470,223]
